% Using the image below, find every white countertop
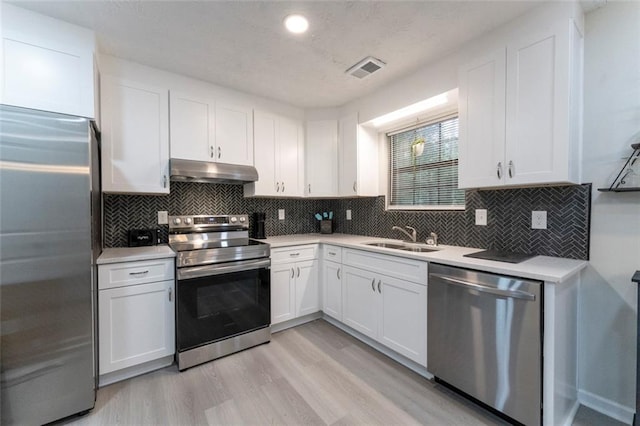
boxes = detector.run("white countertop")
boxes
[263,233,587,284]
[97,245,176,265]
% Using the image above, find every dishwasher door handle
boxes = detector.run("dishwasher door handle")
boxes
[431,274,536,301]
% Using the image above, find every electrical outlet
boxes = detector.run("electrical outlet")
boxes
[278,209,285,220]
[346,209,352,220]
[475,209,487,226]
[157,211,168,225]
[532,211,547,229]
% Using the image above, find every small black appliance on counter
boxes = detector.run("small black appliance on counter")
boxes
[252,212,266,239]
[128,229,159,247]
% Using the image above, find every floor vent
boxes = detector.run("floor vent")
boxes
[346,56,386,79]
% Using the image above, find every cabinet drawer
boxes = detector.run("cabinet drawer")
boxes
[271,245,317,263]
[322,245,343,263]
[98,258,174,290]
[343,249,428,285]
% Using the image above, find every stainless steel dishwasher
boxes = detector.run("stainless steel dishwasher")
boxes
[428,263,542,426]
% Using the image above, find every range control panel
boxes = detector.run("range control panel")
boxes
[168,214,248,231]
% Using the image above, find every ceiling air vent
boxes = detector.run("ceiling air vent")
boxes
[346,56,386,79]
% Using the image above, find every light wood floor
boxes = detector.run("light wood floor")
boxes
[61,320,624,425]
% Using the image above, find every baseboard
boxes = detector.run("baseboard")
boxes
[271,311,323,333]
[322,315,431,379]
[578,389,635,425]
[99,355,174,387]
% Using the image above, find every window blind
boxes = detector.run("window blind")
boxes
[389,116,465,209]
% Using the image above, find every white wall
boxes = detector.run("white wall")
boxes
[578,1,640,422]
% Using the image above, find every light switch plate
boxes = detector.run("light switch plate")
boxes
[532,211,547,229]
[158,211,168,225]
[475,209,487,226]
[346,209,352,220]
[278,209,285,220]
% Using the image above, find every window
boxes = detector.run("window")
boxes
[389,115,464,209]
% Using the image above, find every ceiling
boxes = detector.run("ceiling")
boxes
[11,1,547,109]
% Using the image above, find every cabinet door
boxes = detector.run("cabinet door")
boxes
[458,49,506,189]
[305,120,338,196]
[378,276,427,366]
[505,21,572,185]
[250,111,278,196]
[295,260,320,317]
[342,266,378,339]
[338,114,359,196]
[99,279,175,375]
[322,260,342,321]
[278,116,303,196]
[101,76,169,194]
[169,91,214,161]
[215,102,253,166]
[270,262,296,324]
[1,5,95,118]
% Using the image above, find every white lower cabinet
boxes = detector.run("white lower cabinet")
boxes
[270,245,319,325]
[97,258,175,383]
[342,266,378,339]
[322,260,342,321]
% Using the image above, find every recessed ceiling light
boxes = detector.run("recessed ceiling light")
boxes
[284,14,309,34]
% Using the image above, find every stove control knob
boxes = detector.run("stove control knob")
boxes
[184,217,192,225]
[173,217,182,225]
[230,216,238,223]
[239,217,246,223]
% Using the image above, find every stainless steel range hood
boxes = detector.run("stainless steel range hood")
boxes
[170,159,259,184]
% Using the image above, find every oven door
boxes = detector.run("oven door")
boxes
[176,258,270,353]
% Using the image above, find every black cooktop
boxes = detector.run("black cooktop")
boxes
[463,249,537,264]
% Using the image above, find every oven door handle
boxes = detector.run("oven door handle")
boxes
[177,258,271,280]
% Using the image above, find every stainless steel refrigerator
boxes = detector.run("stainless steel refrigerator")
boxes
[0,104,100,424]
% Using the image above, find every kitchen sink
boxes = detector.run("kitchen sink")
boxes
[363,242,406,249]
[398,246,439,253]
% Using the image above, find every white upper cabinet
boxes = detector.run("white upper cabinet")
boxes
[0,4,97,118]
[338,113,379,197]
[215,102,254,166]
[305,120,338,197]
[169,92,253,166]
[245,111,303,197]
[458,18,583,189]
[101,75,170,194]
[169,92,214,161]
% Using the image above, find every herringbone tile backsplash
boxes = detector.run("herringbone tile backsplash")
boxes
[104,182,591,260]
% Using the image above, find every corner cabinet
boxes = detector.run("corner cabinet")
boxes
[458,18,583,189]
[97,258,175,385]
[244,111,304,197]
[0,4,97,118]
[169,91,253,166]
[101,75,170,194]
[338,114,379,197]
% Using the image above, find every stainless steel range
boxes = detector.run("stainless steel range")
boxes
[169,214,271,371]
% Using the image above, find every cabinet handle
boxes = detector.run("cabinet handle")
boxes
[308,183,311,194]
[168,287,172,302]
[276,182,280,192]
[353,182,357,193]
[217,146,222,159]
[337,268,341,279]
[297,267,300,278]
[508,160,514,178]
[282,182,285,193]
[289,252,300,257]
[377,280,381,293]
[163,175,167,188]
[371,278,375,292]
[129,270,149,276]
[210,146,214,158]
[328,252,336,256]
[291,268,295,278]
[496,162,503,179]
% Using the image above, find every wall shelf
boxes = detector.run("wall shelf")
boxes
[598,142,640,192]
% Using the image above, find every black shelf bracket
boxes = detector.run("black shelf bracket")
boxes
[598,143,640,192]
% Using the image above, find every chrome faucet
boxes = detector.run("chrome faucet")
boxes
[392,225,417,243]
[426,232,438,246]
